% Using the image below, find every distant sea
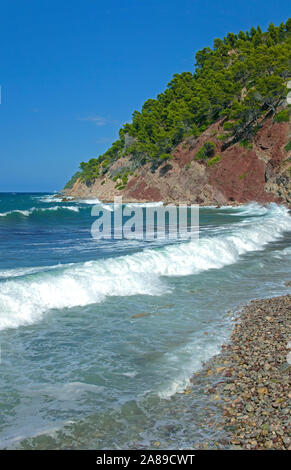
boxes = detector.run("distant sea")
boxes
[0,192,290,449]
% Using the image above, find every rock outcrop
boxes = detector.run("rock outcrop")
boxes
[64,116,290,206]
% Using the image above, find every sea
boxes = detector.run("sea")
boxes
[0,192,290,449]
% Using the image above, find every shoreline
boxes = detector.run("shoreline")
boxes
[58,193,291,210]
[59,193,242,206]
[9,293,291,451]
[189,293,291,450]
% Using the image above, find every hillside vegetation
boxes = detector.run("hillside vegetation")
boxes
[66,20,291,189]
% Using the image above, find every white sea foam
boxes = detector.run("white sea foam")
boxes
[158,332,228,398]
[273,245,291,259]
[0,209,31,217]
[91,201,164,212]
[78,198,102,204]
[0,263,70,279]
[78,199,163,208]
[223,202,270,216]
[125,201,164,208]
[38,196,64,203]
[0,203,290,330]
[33,194,75,203]
[0,206,80,217]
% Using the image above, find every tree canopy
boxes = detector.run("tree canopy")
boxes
[72,20,291,186]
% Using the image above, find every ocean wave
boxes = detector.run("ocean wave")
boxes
[39,197,64,203]
[86,201,164,212]
[125,201,164,208]
[37,195,75,203]
[76,199,163,209]
[201,202,272,217]
[158,331,228,398]
[0,206,80,217]
[272,245,291,259]
[0,203,290,330]
[0,209,31,217]
[78,198,102,204]
[221,202,271,216]
[0,263,71,280]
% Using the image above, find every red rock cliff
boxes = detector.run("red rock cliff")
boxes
[65,116,290,206]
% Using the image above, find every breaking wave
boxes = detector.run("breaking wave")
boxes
[0,203,290,330]
[0,206,80,217]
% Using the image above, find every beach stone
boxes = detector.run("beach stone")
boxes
[200,294,291,450]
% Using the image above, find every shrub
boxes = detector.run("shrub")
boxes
[239,139,253,149]
[207,155,221,166]
[284,140,291,152]
[159,153,173,160]
[223,121,234,131]
[122,175,128,184]
[111,168,132,187]
[274,109,289,123]
[102,159,109,168]
[194,141,215,160]
[217,133,228,141]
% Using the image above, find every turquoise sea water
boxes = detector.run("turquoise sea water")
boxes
[0,193,290,449]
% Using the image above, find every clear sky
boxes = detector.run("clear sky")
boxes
[0,0,290,192]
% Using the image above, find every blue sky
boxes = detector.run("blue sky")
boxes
[0,0,290,192]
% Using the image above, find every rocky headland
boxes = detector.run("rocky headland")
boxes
[64,117,290,207]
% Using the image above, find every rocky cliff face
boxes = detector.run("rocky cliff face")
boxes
[64,117,291,206]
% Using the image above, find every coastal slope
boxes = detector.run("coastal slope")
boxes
[65,116,290,205]
[64,20,291,205]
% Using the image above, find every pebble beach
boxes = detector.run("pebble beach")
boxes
[192,293,291,450]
